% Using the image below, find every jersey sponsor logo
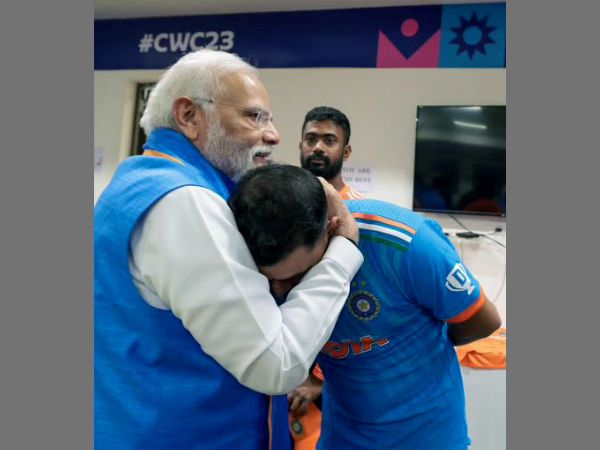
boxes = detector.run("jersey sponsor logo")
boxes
[321,335,390,359]
[445,263,475,295]
[348,290,381,321]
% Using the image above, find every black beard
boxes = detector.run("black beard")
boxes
[301,154,343,180]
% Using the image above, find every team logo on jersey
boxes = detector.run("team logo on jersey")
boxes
[348,290,381,321]
[445,263,475,295]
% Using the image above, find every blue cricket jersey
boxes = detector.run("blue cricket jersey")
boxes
[316,199,484,450]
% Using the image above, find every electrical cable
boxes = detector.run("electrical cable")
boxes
[448,214,506,305]
[448,214,506,248]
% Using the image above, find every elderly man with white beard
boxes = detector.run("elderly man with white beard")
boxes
[94,49,363,450]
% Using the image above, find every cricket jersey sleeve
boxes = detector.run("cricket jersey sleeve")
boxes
[402,219,485,322]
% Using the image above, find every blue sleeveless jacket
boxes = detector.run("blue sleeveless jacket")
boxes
[94,128,290,450]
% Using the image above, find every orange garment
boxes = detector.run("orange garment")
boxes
[456,327,507,369]
[311,364,324,381]
[290,365,323,449]
[339,184,365,200]
[290,402,322,450]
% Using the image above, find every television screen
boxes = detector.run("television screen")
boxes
[412,105,506,217]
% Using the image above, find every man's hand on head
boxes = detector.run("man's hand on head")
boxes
[319,178,359,245]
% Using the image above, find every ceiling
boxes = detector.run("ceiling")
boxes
[95,0,498,20]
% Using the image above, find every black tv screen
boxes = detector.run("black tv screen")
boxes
[412,105,506,217]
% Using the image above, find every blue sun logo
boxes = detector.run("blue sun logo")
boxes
[449,12,496,59]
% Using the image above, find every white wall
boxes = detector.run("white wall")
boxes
[95,68,506,203]
[261,68,505,205]
[94,69,163,199]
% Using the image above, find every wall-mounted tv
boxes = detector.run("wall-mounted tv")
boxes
[412,105,506,217]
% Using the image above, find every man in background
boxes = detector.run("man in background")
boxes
[292,105,364,449]
[94,49,363,450]
[300,106,364,200]
[230,164,502,450]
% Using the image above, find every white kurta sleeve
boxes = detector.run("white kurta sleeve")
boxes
[129,186,363,394]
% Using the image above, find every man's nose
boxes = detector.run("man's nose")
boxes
[313,144,325,155]
[262,122,280,146]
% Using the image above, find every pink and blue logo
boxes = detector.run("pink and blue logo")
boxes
[375,3,505,68]
[376,6,442,68]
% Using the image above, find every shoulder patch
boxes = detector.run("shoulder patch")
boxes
[445,263,475,295]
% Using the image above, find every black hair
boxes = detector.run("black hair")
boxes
[229,164,328,267]
[301,106,351,145]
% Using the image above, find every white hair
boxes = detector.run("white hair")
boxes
[139,49,257,135]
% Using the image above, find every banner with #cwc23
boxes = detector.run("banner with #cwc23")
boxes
[95,2,505,70]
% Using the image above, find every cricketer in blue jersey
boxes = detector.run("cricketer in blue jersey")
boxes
[229,164,502,450]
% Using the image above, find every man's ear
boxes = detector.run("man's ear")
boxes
[327,217,339,236]
[343,144,352,161]
[172,97,206,142]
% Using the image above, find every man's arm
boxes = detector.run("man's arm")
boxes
[403,218,502,346]
[129,186,363,395]
[447,296,502,346]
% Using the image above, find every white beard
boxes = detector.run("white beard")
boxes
[202,118,272,182]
